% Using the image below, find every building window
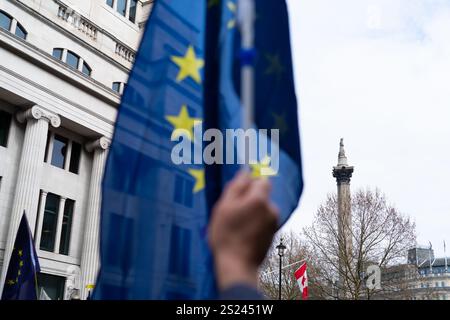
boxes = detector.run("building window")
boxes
[112,81,126,94]
[52,48,63,60]
[37,273,65,300]
[106,0,139,23]
[15,22,27,39]
[0,110,12,147]
[0,11,12,31]
[66,51,80,69]
[51,134,68,169]
[39,192,75,256]
[117,0,127,16]
[59,199,74,255]
[112,82,121,93]
[0,10,27,39]
[82,62,92,77]
[69,141,82,174]
[52,48,92,77]
[129,0,138,23]
[45,131,82,174]
[40,193,60,252]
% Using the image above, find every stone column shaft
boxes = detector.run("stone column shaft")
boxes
[80,137,109,299]
[0,106,60,295]
[332,139,354,298]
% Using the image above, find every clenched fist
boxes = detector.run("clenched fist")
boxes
[208,171,279,291]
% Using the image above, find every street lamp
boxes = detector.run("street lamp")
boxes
[276,238,287,300]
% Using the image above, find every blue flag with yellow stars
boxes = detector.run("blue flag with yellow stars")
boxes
[94,0,215,300]
[205,0,303,225]
[94,0,302,300]
[1,213,40,300]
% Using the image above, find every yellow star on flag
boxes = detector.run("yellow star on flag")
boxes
[165,105,202,141]
[227,1,237,29]
[250,156,277,179]
[7,280,15,286]
[171,45,204,84]
[188,169,205,193]
[265,53,285,79]
[18,250,23,257]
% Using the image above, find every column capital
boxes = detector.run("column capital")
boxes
[16,106,61,128]
[86,137,110,153]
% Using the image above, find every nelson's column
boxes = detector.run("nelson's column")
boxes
[332,139,354,296]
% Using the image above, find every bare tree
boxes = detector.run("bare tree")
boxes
[304,188,416,300]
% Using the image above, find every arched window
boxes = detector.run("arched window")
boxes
[52,48,92,77]
[0,10,27,39]
[0,11,12,31]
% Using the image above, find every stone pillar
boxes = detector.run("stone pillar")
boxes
[332,138,354,298]
[80,137,109,299]
[0,106,60,294]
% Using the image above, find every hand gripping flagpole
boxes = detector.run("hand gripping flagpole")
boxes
[237,0,256,170]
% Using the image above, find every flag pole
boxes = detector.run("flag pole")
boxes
[237,0,256,170]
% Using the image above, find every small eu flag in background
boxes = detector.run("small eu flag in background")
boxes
[1,212,40,300]
[94,0,302,300]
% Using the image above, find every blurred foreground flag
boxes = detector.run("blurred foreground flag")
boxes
[94,0,302,300]
[1,213,40,300]
[205,0,303,224]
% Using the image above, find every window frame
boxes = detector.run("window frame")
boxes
[44,131,83,175]
[37,190,76,256]
[51,48,92,77]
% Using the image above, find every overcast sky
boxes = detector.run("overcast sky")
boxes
[282,0,450,256]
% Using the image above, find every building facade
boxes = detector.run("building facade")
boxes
[379,247,450,300]
[0,0,152,300]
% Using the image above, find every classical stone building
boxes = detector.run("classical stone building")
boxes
[0,0,152,300]
[378,246,450,300]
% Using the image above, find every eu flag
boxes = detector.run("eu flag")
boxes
[1,213,40,300]
[206,0,303,223]
[94,0,302,300]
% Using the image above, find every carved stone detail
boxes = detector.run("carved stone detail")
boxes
[16,105,61,128]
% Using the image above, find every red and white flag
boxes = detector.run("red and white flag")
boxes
[294,262,308,300]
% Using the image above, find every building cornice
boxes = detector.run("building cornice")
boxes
[0,27,121,107]
[10,0,138,72]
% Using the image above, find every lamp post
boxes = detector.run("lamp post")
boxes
[276,238,287,300]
